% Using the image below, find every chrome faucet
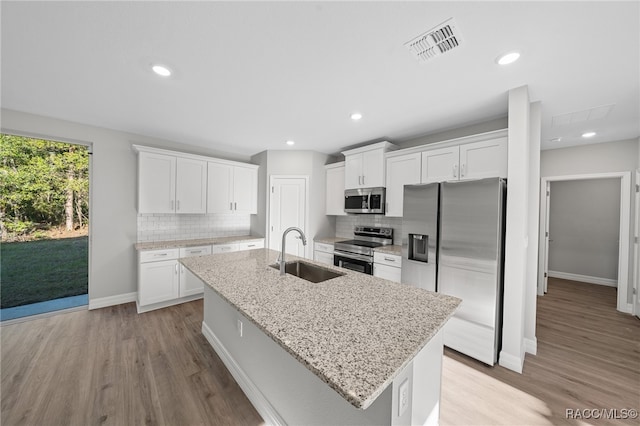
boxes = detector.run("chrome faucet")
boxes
[279,227,307,275]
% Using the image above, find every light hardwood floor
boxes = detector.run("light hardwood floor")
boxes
[2,278,638,425]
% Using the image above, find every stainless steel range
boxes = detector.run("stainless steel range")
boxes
[333,226,393,275]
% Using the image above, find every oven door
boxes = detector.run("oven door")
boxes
[333,251,373,275]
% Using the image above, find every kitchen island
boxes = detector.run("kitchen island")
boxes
[180,249,460,426]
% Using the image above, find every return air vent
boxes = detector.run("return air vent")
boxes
[405,18,462,63]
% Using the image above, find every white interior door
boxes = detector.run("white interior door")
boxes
[543,181,551,293]
[634,170,640,318]
[269,176,308,258]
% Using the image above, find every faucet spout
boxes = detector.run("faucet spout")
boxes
[280,227,307,276]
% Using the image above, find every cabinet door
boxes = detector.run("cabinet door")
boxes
[139,259,179,306]
[344,154,363,189]
[362,149,385,187]
[138,152,176,213]
[207,162,233,213]
[233,166,258,214]
[421,146,460,183]
[326,165,346,215]
[176,157,207,214]
[373,263,402,283]
[179,265,204,297]
[314,251,334,266]
[459,137,508,180]
[385,153,422,217]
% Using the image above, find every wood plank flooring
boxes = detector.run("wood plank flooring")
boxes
[2,278,638,425]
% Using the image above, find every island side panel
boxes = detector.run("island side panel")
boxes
[201,284,394,425]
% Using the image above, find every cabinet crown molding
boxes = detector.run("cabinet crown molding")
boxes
[385,129,508,159]
[341,141,398,157]
[132,144,258,169]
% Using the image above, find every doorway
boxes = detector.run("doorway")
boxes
[268,176,309,258]
[538,172,632,313]
[0,133,90,321]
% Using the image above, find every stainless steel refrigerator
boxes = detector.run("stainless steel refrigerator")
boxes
[401,178,506,365]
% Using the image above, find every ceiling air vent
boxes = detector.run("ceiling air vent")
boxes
[405,18,462,63]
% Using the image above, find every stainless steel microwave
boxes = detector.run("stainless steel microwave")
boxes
[344,187,385,214]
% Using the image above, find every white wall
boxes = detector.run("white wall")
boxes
[251,150,336,257]
[548,179,620,281]
[540,138,639,303]
[1,108,252,302]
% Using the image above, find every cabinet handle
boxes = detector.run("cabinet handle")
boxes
[358,176,361,185]
[384,257,396,262]
[461,163,466,177]
[230,202,233,211]
[177,200,180,211]
[453,164,458,178]
[234,202,237,210]
[247,244,255,247]
[175,264,178,274]
[154,253,168,257]
[362,175,365,185]
[190,250,202,254]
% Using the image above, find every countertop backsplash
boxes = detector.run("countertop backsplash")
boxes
[336,215,403,245]
[137,213,250,242]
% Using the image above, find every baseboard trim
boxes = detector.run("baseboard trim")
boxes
[524,338,537,355]
[201,321,286,426]
[88,292,137,310]
[548,271,617,287]
[136,294,202,314]
[621,303,633,314]
[498,350,524,373]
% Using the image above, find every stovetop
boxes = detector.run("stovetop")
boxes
[335,239,383,249]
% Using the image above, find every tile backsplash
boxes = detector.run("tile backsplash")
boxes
[137,213,250,242]
[336,215,403,245]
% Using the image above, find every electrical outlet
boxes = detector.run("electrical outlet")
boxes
[237,319,243,337]
[398,379,409,416]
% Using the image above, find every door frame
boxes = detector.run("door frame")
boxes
[267,175,310,259]
[538,172,632,313]
[633,170,640,317]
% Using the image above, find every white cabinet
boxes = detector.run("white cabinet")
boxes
[175,157,207,213]
[385,153,422,217]
[342,142,397,189]
[237,239,265,251]
[207,162,258,214]
[138,152,176,214]
[138,248,180,307]
[314,241,335,266]
[373,252,402,283]
[325,162,346,216]
[137,152,207,214]
[421,137,507,184]
[179,245,212,297]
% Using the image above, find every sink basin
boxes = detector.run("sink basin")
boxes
[270,261,345,283]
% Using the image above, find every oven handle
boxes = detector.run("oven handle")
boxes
[333,250,372,263]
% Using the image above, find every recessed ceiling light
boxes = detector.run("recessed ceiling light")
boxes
[581,131,596,138]
[152,65,172,77]
[496,51,520,65]
[286,140,295,146]
[350,112,363,121]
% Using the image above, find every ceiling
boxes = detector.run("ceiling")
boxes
[2,1,638,157]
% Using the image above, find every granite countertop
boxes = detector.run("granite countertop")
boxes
[134,235,264,251]
[180,248,460,410]
[374,244,402,255]
[313,236,348,245]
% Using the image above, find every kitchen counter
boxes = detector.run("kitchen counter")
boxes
[373,244,401,255]
[180,248,459,412]
[134,235,263,251]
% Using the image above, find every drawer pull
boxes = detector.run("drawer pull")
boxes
[247,244,256,247]
[384,257,396,262]
[189,250,202,254]
[154,253,168,257]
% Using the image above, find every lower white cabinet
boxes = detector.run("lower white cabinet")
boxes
[373,252,402,283]
[314,241,334,266]
[138,239,264,313]
[138,248,180,307]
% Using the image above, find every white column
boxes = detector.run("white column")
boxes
[525,101,541,355]
[500,86,530,373]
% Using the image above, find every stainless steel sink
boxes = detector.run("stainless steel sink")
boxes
[270,261,345,283]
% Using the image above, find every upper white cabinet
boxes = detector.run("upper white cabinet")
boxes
[342,142,397,189]
[385,153,422,217]
[137,151,206,214]
[421,136,507,183]
[207,161,258,214]
[133,145,258,215]
[325,162,346,216]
